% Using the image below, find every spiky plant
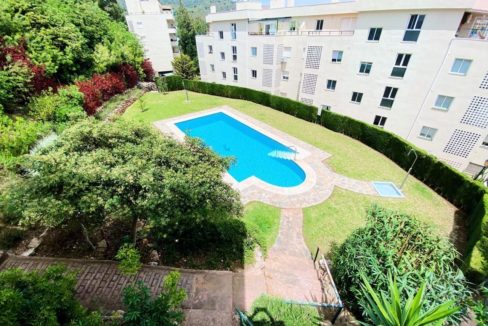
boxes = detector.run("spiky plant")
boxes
[359,273,459,326]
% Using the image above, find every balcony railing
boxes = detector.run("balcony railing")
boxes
[248,30,354,36]
[455,27,487,40]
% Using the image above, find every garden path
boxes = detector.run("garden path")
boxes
[264,208,324,302]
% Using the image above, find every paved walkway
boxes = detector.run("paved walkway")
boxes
[0,256,234,326]
[264,208,324,302]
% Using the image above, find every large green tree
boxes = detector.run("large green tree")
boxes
[0,0,143,82]
[175,1,197,60]
[0,119,241,245]
[98,0,126,23]
[171,54,197,80]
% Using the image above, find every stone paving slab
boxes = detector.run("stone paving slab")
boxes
[0,256,234,326]
[264,208,326,303]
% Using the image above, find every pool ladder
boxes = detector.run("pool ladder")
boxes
[288,145,298,160]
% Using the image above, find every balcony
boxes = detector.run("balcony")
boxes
[455,12,487,40]
[248,30,354,36]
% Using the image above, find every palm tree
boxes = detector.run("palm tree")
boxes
[359,273,459,326]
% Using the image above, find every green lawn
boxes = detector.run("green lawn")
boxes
[123,91,459,255]
[246,295,321,326]
[242,202,281,264]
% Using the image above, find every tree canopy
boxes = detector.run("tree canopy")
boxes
[0,0,143,83]
[0,119,241,243]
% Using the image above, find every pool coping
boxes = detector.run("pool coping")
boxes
[154,106,379,208]
[160,107,318,195]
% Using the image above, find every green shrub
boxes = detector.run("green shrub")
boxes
[332,206,470,324]
[155,76,183,91]
[0,228,25,249]
[122,271,186,325]
[0,265,103,325]
[28,86,85,123]
[115,244,142,276]
[0,115,51,162]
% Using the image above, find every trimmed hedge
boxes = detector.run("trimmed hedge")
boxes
[155,76,488,279]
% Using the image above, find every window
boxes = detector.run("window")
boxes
[403,14,425,42]
[230,23,237,40]
[289,20,297,31]
[316,19,324,31]
[368,28,382,41]
[482,135,488,147]
[220,52,225,60]
[434,95,454,110]
[231,46,237,61]
[373,115,387,128]
[359,62,372,74]
[391,53,411,78]
[351,92,363,103]
[380,87,398,108]
[282,47,292,60]
[419,126,437,140]
[251,47,257,57]
[208,45,213,54]
[282,71,289,81]
[233,67,238,81]
[210,64,215,72]
[326,79,337,91]
[222,71,226,79]
[332,50,343,63]
[251,69,257,78]
[219,30,224,39]
[450,58,472,75]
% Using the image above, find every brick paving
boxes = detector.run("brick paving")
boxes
[0,256,234,326]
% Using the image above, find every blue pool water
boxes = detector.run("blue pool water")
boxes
[372,182,404,198]
[175,112,306,187]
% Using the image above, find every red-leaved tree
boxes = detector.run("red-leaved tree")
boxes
[114,63,139,88]
[0,38,57,95]
[76,71,128,115]
[141,59,155,82]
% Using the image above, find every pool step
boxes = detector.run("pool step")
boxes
[268,150,296,160]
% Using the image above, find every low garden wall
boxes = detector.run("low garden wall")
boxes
[155,76,488,281]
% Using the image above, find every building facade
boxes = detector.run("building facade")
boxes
[125,0,178,75]
[196,0,488,175]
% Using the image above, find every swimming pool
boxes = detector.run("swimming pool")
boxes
[175,112,306,187]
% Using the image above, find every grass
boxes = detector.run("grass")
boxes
[245,295,320,326]
[123,91,459,254]
[242,202,281,265]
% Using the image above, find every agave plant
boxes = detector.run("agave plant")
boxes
[359,273,460,326]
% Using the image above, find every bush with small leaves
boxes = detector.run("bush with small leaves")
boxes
[115,244,142,276]
[0,265,103,325]
[122,271,187,325]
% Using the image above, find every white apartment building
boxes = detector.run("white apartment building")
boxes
[196,0,488,175]
[125,0,178,75]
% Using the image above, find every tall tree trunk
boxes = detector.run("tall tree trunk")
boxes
[131,217,138,246]
[80,223,96,251]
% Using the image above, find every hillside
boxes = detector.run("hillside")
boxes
[159,0,233,18]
